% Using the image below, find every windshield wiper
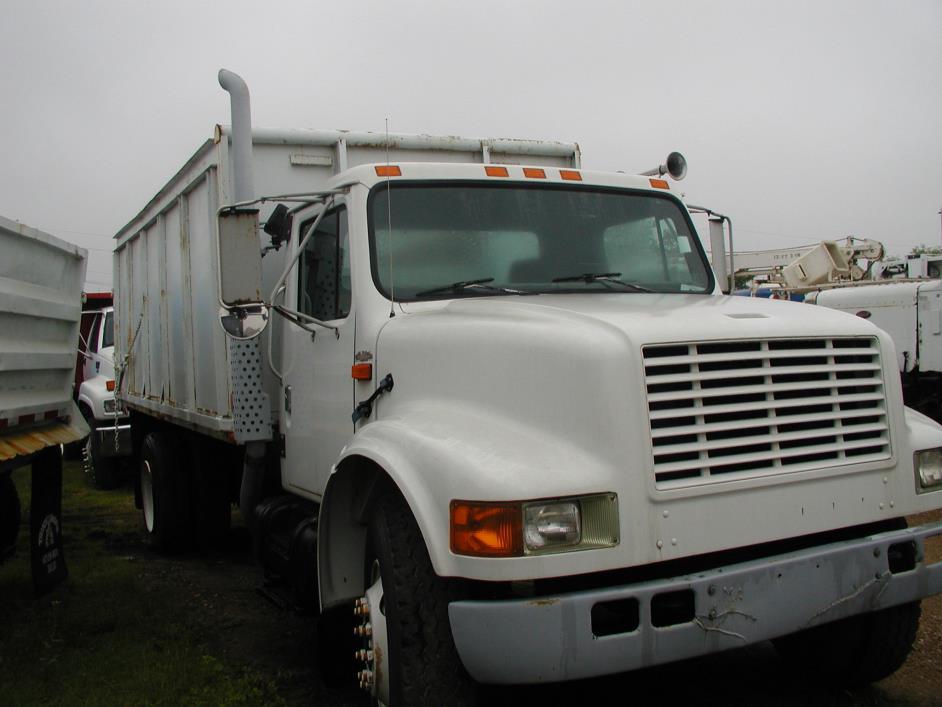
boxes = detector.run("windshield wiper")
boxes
[551,272,653,292]
[416,278,527,298]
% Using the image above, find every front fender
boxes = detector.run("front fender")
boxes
[318,400,619,607]
[903,405,942,512]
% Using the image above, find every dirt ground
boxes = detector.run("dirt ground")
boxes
[103,506,942,706]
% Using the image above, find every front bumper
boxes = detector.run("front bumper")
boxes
[448,521,942,684]
[93,423,132,458]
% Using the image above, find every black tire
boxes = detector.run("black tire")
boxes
[140,431,191,552]
[191,438,231,551]
[363,490,475,706]
[774,600,922,686]
[83,429,120,490]
[0,474,21,560]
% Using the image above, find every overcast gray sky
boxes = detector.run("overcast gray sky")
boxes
[2,0,940,290]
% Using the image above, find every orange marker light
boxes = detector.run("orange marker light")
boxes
[523,167,546,179]
[375,165,402,177]
[560,170,582,181]
[649,178,670,190]
[106,380,115,392]
[351,363,373,381]
[485,166,509,178]
[450,501,523,557]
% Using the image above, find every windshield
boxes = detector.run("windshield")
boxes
[369,183,713,300]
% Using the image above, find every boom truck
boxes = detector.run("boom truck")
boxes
[112,71,942,704]
[1,215,89,595]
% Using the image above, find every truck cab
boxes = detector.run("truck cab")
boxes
[76,305,131,488]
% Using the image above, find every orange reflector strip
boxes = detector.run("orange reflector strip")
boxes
[351,363,373,381]
[523,167,546,179]
[450,501,522,557]
[375,165,402,177]
[485,166,509,178]
[106,380,115,392]
[649,178,670,190]
[560,170,582,181]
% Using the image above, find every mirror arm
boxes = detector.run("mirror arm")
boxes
[270,284,340,337]
[272,304,340,337]
[268,196,334,305]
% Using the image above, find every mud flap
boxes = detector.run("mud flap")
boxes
[30,445,68,596]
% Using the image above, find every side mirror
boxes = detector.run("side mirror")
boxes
[219,304,269,340]
[263,203,291,250]
[708,216,730,294]
[217,207,269,339]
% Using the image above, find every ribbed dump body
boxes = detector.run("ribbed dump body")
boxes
[643,337,890,490]
[0,215,86,428]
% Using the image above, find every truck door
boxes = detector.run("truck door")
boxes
[280,203,355,497]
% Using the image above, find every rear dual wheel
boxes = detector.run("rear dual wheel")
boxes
[139,431,190,552]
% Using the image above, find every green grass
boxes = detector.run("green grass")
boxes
[0,460,285,707]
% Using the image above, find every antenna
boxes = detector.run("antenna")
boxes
[386,117,395,318]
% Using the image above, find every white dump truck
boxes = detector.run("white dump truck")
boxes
[112,71,942,704]
[75,302,131,488]
[811,279,942,421]
[0,215,89,595]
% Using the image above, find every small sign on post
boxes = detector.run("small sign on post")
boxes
[30,445,68,596]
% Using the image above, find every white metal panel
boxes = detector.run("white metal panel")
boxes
[814,283,920,373]
[185,173,225,417]
[145,219,164,402]
[163,203,188,408]
[0,215,86,433]
[918,280,942,373]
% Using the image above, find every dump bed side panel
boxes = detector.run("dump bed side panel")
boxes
[0,215,87,462]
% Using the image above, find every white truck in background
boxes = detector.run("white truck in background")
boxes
[75,302,132,488]
[810,279,942,422]
[0,215,89,595]
[111,71,942,704]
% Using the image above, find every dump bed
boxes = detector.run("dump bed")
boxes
[113,126,580,441]
[0,215,88,466]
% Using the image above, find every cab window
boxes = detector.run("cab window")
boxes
[298,207,350,320]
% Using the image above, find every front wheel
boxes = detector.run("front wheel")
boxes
[354,491,475,706]
[83,429,120,490]
[774,601,921,686]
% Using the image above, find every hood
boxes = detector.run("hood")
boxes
[376,293,887,466]
[397,291,880,347]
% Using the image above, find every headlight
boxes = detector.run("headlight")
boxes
[915,448,942,492]
[103,399,116,414]
[524,502,580,551]
[450,493,618,557]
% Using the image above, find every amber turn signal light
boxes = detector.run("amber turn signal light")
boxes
[450,500,523,557]
[375,165,402,177]
[106,380,115,392]
[351,363,373,381]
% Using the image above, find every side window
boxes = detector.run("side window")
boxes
[101,311,114,349]
[298,207,350,321]
[89,313,103,353]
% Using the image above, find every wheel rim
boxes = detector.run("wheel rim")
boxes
[140,459,155,533]
[82,435,95,482]
[354,559,390,705]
